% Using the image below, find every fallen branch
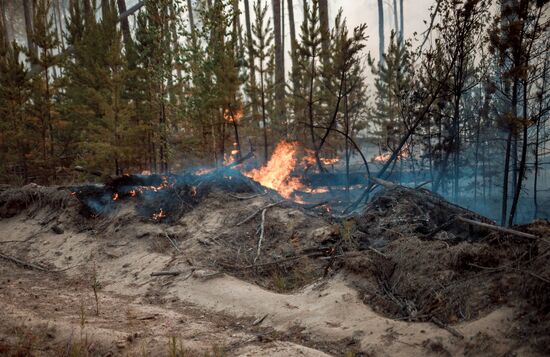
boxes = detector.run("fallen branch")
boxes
[430,316,464,339]
[163,232,181,253]
[253,209,267,263]
[236,201,283,226]
[150,270,194,281]
[0,252,50,272]
[456,216,539,240]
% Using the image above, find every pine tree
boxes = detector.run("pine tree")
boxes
[252,0,274,162]
[369,31,412,155]
[0,32,32,183]
[62,0,133,176]
[29,0,61,181]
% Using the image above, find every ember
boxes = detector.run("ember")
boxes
[152,208,166,221]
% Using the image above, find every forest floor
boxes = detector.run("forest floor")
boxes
[0,182,549,356]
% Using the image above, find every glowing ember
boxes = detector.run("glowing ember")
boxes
[194,168,214,176]
[152,208,166,221]
[320,157,339,165]
[195,168,213,175]
[112,193,119,201]
[244,141,306,200]
[224,108,243,123]
[224,142,240,166]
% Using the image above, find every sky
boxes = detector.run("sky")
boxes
[309,0,434,61]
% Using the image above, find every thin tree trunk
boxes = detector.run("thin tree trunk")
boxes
[116,0,134,56]
[0,0,13,45]
[23,0,36,57]
[187,0,195,31]
[287,0,300,126]
[54,0,66,50]
[260,61,269,163]
[501,79,518,226]
[272,0,285,128]
[392,0,399,33]
[318,0,329,65]
[509,79,529,225]
[533,53,548,218]
[377,0,385,65]
[399,0,404,41]
[243,0,259,122]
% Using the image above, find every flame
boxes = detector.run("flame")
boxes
[372,148,410,163]
[224,142,240,166]
[244,141,306,200]
[112,193,119,201]
[224,108,243,123]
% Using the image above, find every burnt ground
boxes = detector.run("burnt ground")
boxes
[0,179,549,356]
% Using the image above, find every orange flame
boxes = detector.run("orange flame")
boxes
[373,148,409,163]
[244,141,305,199]
[112,193,119,201]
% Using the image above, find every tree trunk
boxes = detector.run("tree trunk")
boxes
[399,0,404,41]
[272,0,285,128]
[509,79,529,225]
[287,0,300,125]
[377,0,385,65]
[533,53,548,218]
[23,0,36,57]
[54,0,66,50]
[0,0,13,45]
[116,0,134,56]
[243,0,259,122]
[392,0,399,33]
[187,0,195,31]
[501,78,518,226]
[318,0,329,65]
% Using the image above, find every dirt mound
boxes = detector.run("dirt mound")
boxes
[341,185,550,353]
[1,181,549,355]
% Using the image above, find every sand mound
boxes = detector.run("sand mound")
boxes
[0,183,548,356]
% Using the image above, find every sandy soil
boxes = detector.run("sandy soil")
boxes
[0,187,543,356]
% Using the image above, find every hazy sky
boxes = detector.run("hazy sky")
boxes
[289,0,434,62]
